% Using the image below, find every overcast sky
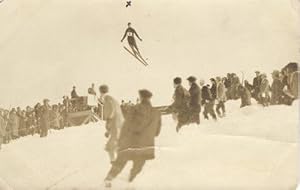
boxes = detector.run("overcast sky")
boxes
[0,0,299,108]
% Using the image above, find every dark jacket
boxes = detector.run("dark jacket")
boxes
[118,101,161,160]
[271,78,284,104]
[41,105,51,129]
[188,82,201,108]
[253,76,261,90]
[210,83,217,100]
[201,86,213,103]
[170,85,190,112]
[238,86,251,108]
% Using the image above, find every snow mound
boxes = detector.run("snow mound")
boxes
[0,100,298,190]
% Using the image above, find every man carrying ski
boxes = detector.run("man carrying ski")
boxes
[121,22,143,56]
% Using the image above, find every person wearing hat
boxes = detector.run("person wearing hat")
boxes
[216,77,226,117]
[104,89,161,188]
[99,85,124,163]
[168,77,190,132]
[8,108,18,140]
[71,86,80,111]
[187,76,201,126]
[259,73,270,106]
[270,70,284,105]
[252,71,262,101]
[200,81,217,121]
[40,99,51,137]
[71,86,79,99]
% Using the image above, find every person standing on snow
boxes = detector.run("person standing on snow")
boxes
[200,80,217,121]
[40,99,51,138]
[121,22,143,56]
[187,76,201,125]
[99,85,124,163]
[168,77,191,132]
[215,77,226,117]
[252,71,262,101]
[104,89,161,188]
[270,70,284,105]
[259,73,270,107]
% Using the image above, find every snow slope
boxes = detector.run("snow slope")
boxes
[0,100,298,190]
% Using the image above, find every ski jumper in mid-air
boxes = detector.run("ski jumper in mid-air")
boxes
[121,22,142,56]
[121,22,148,66]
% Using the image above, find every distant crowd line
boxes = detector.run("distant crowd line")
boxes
[0,62,298,149]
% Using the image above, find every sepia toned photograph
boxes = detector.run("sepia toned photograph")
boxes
[0,0,299,189]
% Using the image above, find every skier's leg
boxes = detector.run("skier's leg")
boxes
[132,40,140,55]
[105,155,128,181]
[129,159,146,182]
[129,44,137,56]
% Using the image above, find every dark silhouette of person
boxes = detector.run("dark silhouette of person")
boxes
[121,22,142,56]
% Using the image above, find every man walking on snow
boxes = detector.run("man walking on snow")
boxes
[187,76,201,125]
[168,77,191,132]
[104,89,161,188]
[121,22,143,56]
[99,85,124,163]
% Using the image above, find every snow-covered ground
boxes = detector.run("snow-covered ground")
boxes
[0,100,298,190]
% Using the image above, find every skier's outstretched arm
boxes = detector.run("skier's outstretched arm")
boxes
[134,29,142,41]
[121,29,128,42]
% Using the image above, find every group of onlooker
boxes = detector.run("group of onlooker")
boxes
[167,62,299,132]
[0,84,102,150]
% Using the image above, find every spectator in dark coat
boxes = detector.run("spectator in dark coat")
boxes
[187,76,201,125]
[252,71,261,100]
[270,70,284,105]
[200,80,217,120]
[71,86,79,99]
[40,99,51,138]
[8,109,19,139]
[238,85,252,108]
[259,73,270,107]
[104,89,161,188]
[244,80,253,93]
[216,77,226,117]
[168,77,191,132]
[210,78,217,100]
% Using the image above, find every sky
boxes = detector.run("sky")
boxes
[0,0,299,108]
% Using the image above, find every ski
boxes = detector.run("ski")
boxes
[135,51,149,65]
[123,46,148,66]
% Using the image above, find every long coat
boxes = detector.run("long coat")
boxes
[171,85,190,112]
[239,87,251,108]
[102,95,124,132]
[8,112,19,137]
[170,85,190,126]
[260,78,270,97]
[118,101,161,160]
[271,78,284,104]
[216,82,227,102]
[41,105,51,130]
[188,82,201,111]
[102,94,124,151]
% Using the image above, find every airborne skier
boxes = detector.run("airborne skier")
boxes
[121,22,142,56]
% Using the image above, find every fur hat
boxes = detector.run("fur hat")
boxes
[187,76,197,82]
[99,85,109,94]
[173,77,182,84]
[139,89,153,99]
